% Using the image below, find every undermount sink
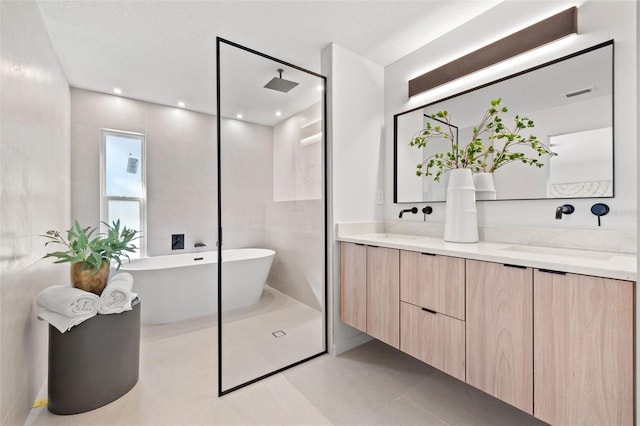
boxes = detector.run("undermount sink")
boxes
[500,245,613,261]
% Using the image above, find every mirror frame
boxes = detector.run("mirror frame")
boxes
[394,40,615,204]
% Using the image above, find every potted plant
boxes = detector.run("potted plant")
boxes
[42,220,139,295]
[408,98,556,242]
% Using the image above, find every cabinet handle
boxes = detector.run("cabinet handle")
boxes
[503,264,527,269]
[421,307,437,314]
[538,268,567,275]
[421,252,436,256]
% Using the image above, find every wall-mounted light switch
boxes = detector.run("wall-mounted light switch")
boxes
[171,234,184,250]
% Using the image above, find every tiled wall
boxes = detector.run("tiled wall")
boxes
[70,89,272,256]
[0,2,71,425]
[267,104,324,309]
[265,200,324,310]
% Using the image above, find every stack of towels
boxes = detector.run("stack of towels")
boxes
[36,272,137,333]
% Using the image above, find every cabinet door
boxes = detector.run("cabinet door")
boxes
[367,246,400,348]
[400,251,465,320]
[534,270,633,425]
[400,302,465,381]
[340,242,366,332]
[466,260,533,414]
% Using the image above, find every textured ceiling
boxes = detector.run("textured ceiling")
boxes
[37,1,501,120]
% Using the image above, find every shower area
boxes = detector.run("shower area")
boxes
[216,38,327,393]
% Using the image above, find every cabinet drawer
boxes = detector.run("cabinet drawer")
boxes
[400,250,465,320]
[400,301,465,381]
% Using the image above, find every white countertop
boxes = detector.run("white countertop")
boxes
[338,233,637,281]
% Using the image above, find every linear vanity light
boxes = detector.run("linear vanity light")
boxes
[408,6,578,98]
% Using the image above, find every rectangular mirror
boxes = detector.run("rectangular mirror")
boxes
[394,40,614,203]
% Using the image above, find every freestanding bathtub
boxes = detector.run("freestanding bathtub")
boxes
[121,249,275,325]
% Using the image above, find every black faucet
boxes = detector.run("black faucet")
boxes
[422,206,433,221]
[555,204,575,219]
[399,207,418,218]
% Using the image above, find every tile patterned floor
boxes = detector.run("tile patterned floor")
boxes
[26,288,548,426]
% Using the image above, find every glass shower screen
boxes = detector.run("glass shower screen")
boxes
[216,38,326,394]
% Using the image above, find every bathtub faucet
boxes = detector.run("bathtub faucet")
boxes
[194,242,207,248]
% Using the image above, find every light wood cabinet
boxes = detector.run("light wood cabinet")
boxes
[340,242,366,332]
[400,301,465,381]
[367,246,400,348]
[465,260,533,414]
[533,270,634,425]
[340,243,399,348]
[341,242,635,424]
[400,251,465,320]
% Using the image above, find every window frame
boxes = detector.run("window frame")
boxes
[99,128,147,258]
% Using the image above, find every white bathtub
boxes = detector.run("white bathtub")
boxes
[121,249,275,325]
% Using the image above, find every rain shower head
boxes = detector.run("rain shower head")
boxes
[264,68,299,93]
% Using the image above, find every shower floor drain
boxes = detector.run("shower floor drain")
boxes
[272,330,286,338]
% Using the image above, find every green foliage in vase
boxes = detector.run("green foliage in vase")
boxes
[408,98,557,182]
[41,220,139,273]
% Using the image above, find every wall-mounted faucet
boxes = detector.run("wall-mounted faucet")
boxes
[399,207,418,218]
[421,206,433,221]
[555,204,575,219]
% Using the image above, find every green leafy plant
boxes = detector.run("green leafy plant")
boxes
[42,220,139,273]
[408,98,557,181]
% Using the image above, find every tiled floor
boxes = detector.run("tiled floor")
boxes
[27,291,547,426]
[221,286,323,390]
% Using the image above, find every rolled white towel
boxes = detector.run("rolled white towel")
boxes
[36,286,99,333]
[36,286,99,317]
[37,310,96,334]
[98,272,137,315]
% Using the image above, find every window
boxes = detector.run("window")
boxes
[100,129,146,258]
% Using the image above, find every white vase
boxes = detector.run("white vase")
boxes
[444,169,479,243]
[473,172,497,200]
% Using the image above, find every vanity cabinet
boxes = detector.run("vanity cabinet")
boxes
[400,251,465,320]
[465,260,533,414]
[533,270,633,426]
[339,242,399,349]
[340,241,635,425]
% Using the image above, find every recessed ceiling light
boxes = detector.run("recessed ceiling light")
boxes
[236,113,243,119]
[178,101,185,108]
[113,88,122,95]
[316,85,323,92]
[275,111,282,117]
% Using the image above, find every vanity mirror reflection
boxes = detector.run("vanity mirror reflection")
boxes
[394,40,614,203]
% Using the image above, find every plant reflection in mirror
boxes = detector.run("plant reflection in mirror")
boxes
[409,98,557,182]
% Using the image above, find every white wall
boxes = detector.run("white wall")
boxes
[322,43,384,354]
[636,0,639,418]
[70,89,272,256]
[0,2,70,425]
[385,1,637,233]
